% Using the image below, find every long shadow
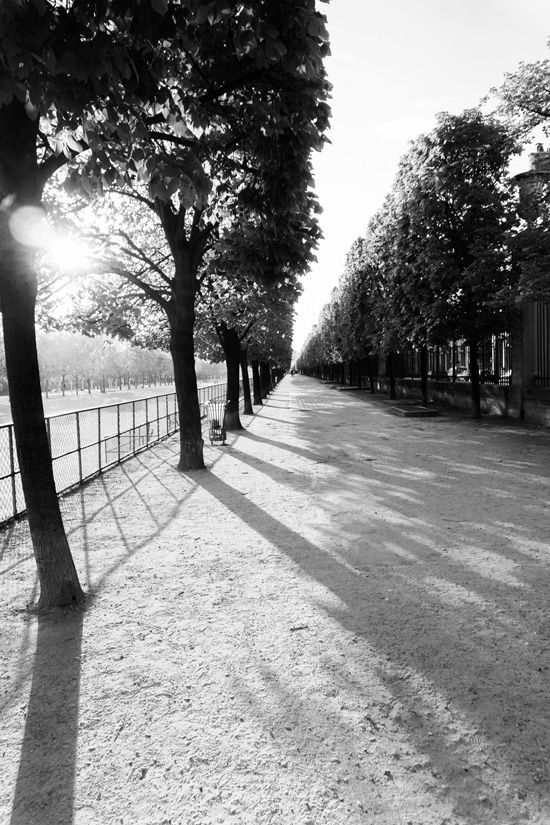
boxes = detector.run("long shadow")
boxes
[10,606,84,825]
[238,429,325,462]
[194,466,550,821]
[5,438,211,825]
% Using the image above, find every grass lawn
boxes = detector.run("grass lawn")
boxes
[0,382,222,425]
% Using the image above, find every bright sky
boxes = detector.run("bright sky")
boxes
[292,0,550,353]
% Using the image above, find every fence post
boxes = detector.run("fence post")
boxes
[76,411,83,483]
[117,403,121,464]
[98,407,102,473]
[8,426,16,519]
[156,395,160,439]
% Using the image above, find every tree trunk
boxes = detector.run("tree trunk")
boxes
[169,319,204,470]
[420,344,428,406]
[388,352,396,400]
[469,341,482,419]
[240,347,253,416]
[367,356,376,394]
[218,324,243,431]
[0,255,84,608]
[251,359,263,406]
[0,99,84,608]
[260,361,272,397]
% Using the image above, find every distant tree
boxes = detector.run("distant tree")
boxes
[383,110,522,416]
[196,265,297,425]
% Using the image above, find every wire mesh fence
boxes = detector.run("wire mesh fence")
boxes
[0,382,230,528]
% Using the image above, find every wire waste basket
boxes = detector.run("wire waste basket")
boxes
[206,399,227,445]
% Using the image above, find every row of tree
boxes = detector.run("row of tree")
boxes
[0,330,176,394]
[36,332,176,395]
[0,1,330,607]
[297,98,550,418]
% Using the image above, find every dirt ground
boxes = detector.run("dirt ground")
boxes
[1,374,550,825]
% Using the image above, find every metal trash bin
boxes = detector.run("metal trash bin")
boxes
[206,399,227,445]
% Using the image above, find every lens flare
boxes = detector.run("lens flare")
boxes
[9,206,90,272]
[8,206,50,248]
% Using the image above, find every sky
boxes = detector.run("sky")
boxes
[292,0,550,353]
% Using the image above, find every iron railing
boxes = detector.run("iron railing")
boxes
[396,336,512,384]
[0,382,230,527]
[535,302,550,387]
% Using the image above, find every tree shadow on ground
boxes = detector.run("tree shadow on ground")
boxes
[9,606,84,825]
[193,434,550,822]
[238,428,326,463]
[4,436,217,825]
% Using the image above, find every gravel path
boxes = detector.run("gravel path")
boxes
[1,374,550,824]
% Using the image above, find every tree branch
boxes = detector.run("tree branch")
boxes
[102,263,170,310]
[200,67,268,104]
[110,229,173,286]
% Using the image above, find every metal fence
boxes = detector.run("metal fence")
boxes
[396,336,512,384]
[535,302,550,387]
[0,382,229,527]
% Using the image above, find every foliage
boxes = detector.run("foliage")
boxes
[34,330,174,391]
[382,111,522,346]
[298,110,529,395]
[495,54,550,137]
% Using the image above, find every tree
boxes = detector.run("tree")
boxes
[194,209,308,428]
[496,53,550,137]
[495,59,550,301]
[334,237,385,390]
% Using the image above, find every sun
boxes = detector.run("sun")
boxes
[8,205,92,273]
[46,235,91,273]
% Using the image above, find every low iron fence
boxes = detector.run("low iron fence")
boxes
[0,382,229,527]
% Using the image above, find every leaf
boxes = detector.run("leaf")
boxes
[264,39,288,61]
[194,4,209,24]
[1,37,20,57]
[179,185,196,209]
[307,15,329,40]
[65,134,83,153]
[60,50,80,77]
[151,0,169,15]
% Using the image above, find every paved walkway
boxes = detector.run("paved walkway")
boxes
[2,374,550,825]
